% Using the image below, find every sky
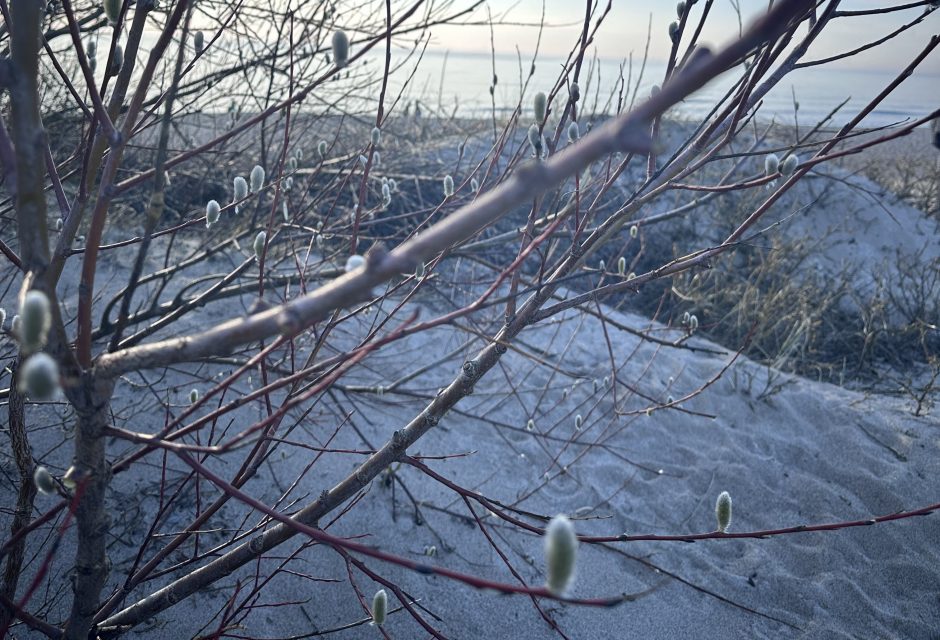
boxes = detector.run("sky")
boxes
[428,1,940,74]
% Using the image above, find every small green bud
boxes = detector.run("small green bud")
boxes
[250,165,265,192]
[781,154,799,176]
[544,514,578,595]
[617,256,626,276]
[371,589,387,626]
[533,91,547,123]
[715,491,732,532]
[19,352,60,400]
[317,140,328,158]
[194,30,205,55]
[443,174,454,197]
[206,200,221,227]
[253,231,266,260]
[630,224,638,238]
[567,121,579,143]
[764,153,779,176]
[33,466,56,495]
[103,0,121,24]
[189,388,199,404]
[20,290,52,352]
[371,126,381,146]
[331,30,349,69]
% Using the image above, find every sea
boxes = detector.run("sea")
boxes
[387,50,937,129]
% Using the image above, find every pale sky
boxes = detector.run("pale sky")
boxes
[430,1,940,74]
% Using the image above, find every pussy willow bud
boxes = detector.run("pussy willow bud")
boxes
[194,30,205,55]
[11,315,21,336]
[630,225,638,239]
[569,82,580,102]
[617,256,626,276]
[650,84,660,98]
[676,1,686,18]
[373,151,381,167]
[544,514,578,595]
[282,201,289,221]
[19,352,60,400]
[250,165,265,192]
[415,261,425,278]
[471,177,479,193]
[86,38,97,58]
[345,254,365,273]
[189,388,199,404]
[234,176,248,201]
[527,123,540,149]
[567,121,579,143]
[103,0,120,24]
[0,307,6,329]
[33,466,56,495]
[317,140,328,158]
[206,200,221,227]
[443,174,454,198]
[715,491,732,532]
[389,178,397,192]
[371,589,387,626]
[331,30,349,69]
[598,259,606,272]
[253,231,266,260]
[285,176,293,192]
[288,156,298,172]
[371,126,381,146]
[781,154,799,176]
[526,418,535,432]
[689,314,699,331]
[294,148,303,161]
[668,21,680,42]
[574,414,582,430]
[764,153,779,176]
[110,44,123,75]
[20,290,52,352]
[382,182,391,207]
[533,91,547,123]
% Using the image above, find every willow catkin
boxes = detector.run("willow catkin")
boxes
[371,589,387,626]
[19,353,60,400]
[533,91,547,123]
[764,153,780,176]
[20,290,52,352]
[253,231,266,260]
[103,0,121,24]
[33,466,56,495]
[715,491,732,532]
[781,154,799,177]
[249,165,265,193]
[194,31,205,55]
[544,514,578,595]
[331,30,349,69]
[205,200,221,227]
[371,126,381,146]
[443,174,454,198]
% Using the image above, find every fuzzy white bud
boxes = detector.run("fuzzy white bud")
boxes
[371,589,387,626]
[567,121,579,143]
[317,140,328,158]
[526,418,535,432]
[345,254,365,273]
[282,201,290,221]
[715,491,732,532]
[194,31,205,55]
[371,126,381,146]
[250,165,265,193]
[574,414,582,430]
[33,466,56,495]
[668,21,680,42]
[470,177,479,193]
[233,176,248,201]
[20,290,52,352]
[533,91,547,123]
[189,388,199,404]
[110,44,123,76]
[415,261,425,278]
[19,352,60,400]
[781,154,799,176]
[206,200,221,227]
[617,256,626,276]
[569,82,580,102]
[0,307,5,329]
[676,1,686,18]
[253,231,266,260]
[630,225,638,239]
[544,514,578,595]
[103,0,120,24]
[331,30,349,69]
[443,174,454,198]
[764,153,779,176]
